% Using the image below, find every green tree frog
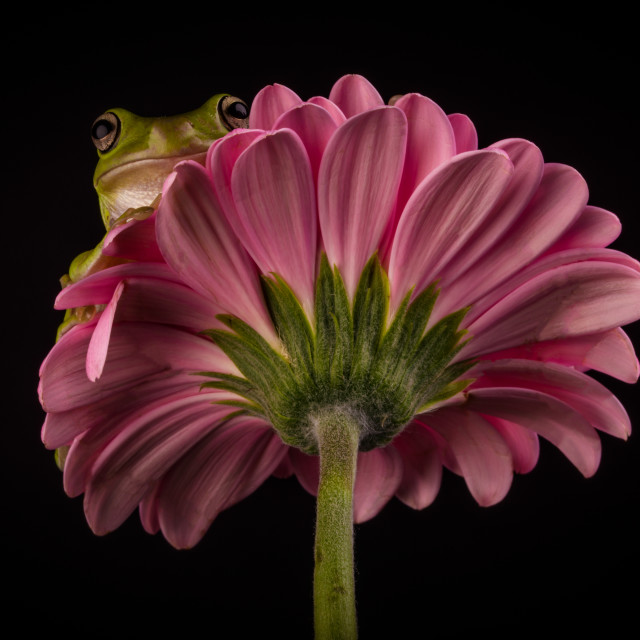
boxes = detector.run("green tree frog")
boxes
[57,94,249,340]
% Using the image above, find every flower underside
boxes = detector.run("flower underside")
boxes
[200,254,474,454]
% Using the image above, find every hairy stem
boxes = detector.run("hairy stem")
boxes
[313,408,360,640]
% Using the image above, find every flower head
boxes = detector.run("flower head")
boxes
[40,74,640,549]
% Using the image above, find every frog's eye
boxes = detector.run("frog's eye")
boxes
[91,112,121,152]
[219,96,250,131]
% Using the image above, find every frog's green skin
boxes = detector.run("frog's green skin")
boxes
[56,93,248,340]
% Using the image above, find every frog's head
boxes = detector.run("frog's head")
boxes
[91,94,249,228]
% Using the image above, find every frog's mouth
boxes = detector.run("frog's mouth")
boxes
[97,152,208,225]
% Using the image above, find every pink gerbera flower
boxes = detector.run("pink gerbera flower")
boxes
[39,74,640,637]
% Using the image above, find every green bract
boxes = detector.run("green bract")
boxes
[200,255,476,454]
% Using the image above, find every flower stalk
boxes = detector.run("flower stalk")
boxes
[313,407,360,640]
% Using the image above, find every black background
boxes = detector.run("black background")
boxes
[5,17,639,639]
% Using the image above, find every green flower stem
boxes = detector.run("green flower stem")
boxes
[313,408,360,640]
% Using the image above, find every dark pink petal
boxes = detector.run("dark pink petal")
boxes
[353,447,403,523]
[274,103,338,185]
[466,387,602,477]
[475,328,640,383]
[435,139,544,291]
[102,214,164,262]
[157,160,275,341]
[42,370,202,450]
[392,422,444,509]
[448,113,478,153]
[139,483,161,534]
[461,262,640,358]
[543,205,622,254]
[328,74,384,117]
[55,262,179,309]
[272,453,294,479]
[388,149,513,310]
[464,247,640,326]
[481,415,539,474]
[437,163,589,317]
[290,448,319,495]
[86,281,124,381]
[307,96,347,125]
[156,420,287,548]
[469,359,631,439]
[318,107,407,297]
[85,396,234,535]
[40,323,229,413]
[249,83,302,129]
[419,408,513,507]
[231,129,318,313]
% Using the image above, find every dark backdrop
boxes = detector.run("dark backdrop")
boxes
[6,18,638,639]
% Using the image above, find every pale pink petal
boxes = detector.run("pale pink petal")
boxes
[466,387,601,477]
[206,129,264,220]
[436,163,589,317]
[102,213,164,262]
[388,149,513,311]
[475,328,640,383]
[328,74,384,117]
[419,408,513,507]
[481,415,540,474]
[448,113,478,153]
[157,420,287,548]
[249,83,302,129]
[274,103,338,185]
[157,160,275,341]
[318,107,407,297]
[353,447,403,523]
[436,139,544,289]
[392,422,444,509]
[461,262,640,358]
[231,129,317,313]
[85,396,234,535]
[307,96,347,125]
[543,205,622,254]
[469,359,632,439]
[86,281,124,382]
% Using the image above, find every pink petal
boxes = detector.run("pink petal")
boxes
[388,149,513,311]
[461,262,640,358]
[157,160,275,341]
[419,408,513,507]
[466,387,602,477]
[274,103,338,185]
[543,205,622,254]
[139,483,161,534]
[435,139,544,291]
[469,359,632,439]
[318,107,407,297]
[249,83,303,129]
[392,422,444,509]
[475,328,640,383]
[85,396,234,535]
[436,162,589,317]
[156,420,287,548]
[481,415,540,474]
[290,448,319,495]
[272,453,294,479]
[307,96,347,125]
[353,446,403,523]
[231,129,318,314]
[448,113,478,153]
[328,74,384,117]
[102,213,164,262]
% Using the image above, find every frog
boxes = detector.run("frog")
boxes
[56,93,250,341]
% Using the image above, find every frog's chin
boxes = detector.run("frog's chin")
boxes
[97,152,207,226]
